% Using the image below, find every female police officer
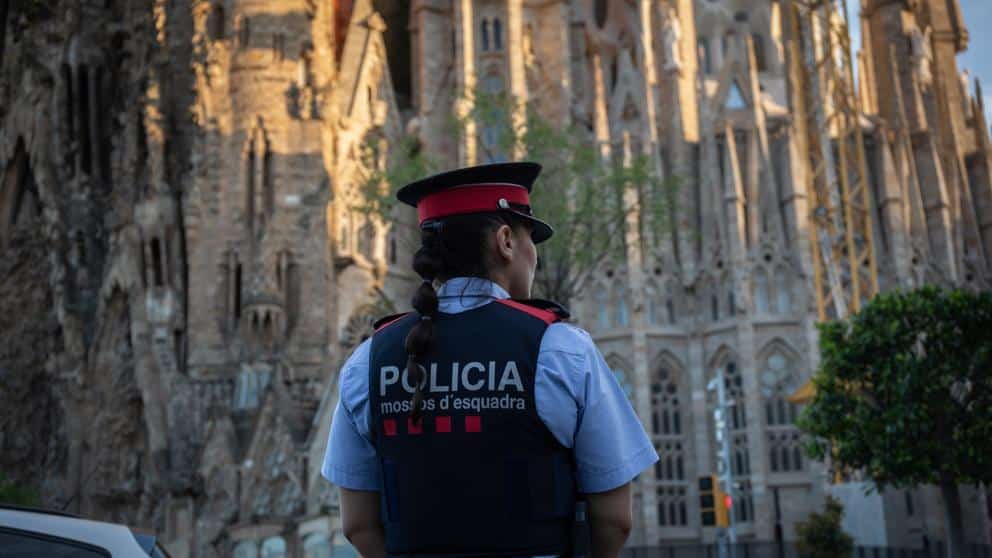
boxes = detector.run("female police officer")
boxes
[322,162,657,558]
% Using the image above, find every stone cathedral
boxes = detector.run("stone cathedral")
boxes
[1,0,991,556]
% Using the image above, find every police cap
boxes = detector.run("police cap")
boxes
[396,161,554,244]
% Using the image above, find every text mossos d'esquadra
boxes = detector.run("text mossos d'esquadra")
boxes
[378,361,527,414]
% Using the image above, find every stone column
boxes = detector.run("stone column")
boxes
[621,132,659,545]
[453,0,477,166]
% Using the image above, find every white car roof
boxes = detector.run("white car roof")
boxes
[0,507,148,556]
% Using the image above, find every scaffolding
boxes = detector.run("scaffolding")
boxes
[786,0,879,405]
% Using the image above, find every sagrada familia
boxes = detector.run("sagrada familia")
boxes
[0,0,990,556]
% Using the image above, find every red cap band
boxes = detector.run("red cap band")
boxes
[418,183,531,223]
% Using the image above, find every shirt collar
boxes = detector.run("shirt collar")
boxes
[436,277,510,314]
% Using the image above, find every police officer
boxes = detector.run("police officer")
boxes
[322,162,658,558]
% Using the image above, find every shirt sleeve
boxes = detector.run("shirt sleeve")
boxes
[321,339,382,491]
[535,323,659,493]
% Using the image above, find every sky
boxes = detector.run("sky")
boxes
[847,0,992,126]
[956,0,992,124]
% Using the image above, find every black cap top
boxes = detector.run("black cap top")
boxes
[396,162,554,243]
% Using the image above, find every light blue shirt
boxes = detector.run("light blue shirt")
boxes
[322,277,658,494]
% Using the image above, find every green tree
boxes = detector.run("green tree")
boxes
[0,472,38,506]
[798,286,992,558]
[358,89,677,304]
[794,495,854,558]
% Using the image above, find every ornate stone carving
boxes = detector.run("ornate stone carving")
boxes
[661,6,683,72]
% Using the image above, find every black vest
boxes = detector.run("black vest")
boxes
[369,299,577,557]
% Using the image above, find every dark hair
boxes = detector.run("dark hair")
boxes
[404,211,531,422]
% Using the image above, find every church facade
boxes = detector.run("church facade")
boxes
[0,0,990,556]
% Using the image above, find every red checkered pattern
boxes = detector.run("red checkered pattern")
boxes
[465,415,481,433]
[407,417,423,435]
[435,416,451,433]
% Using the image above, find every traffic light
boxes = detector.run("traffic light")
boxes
[713,477,731,528]
[698,474,731,528]
[698,475,716,526]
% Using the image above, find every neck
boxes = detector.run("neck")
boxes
[487,270,527,299]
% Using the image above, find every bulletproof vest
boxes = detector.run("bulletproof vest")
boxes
[369,299,577,557]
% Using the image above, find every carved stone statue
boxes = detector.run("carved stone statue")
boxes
[909,25,933,88]
[960,69,973,117]
[661,6,683,72]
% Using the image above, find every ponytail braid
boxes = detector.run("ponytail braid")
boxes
[404,225,442,423]
[401,212,529,423]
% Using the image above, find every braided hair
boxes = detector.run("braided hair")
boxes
[404,211,531,423]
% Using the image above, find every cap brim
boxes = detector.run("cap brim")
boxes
[512,211,553,244]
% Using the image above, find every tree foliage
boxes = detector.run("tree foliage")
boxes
[798,286,992,488]
[0,472,38,506]
[357,90,677,304]
[794,495,854,558]
[798,286,992,557]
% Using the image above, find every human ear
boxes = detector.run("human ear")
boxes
[495,224,514,261]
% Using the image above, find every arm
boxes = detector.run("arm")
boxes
[534,324,657,556]
[320,340,387,557]
[585,482,633,558]
[340,488,387,558]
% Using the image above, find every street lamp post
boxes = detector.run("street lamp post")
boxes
[709,366,737,558]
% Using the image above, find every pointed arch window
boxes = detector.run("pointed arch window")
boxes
[209,4,225,40]
[774,266,791,313]
[480,19,491,52]
[651,363,689,526]
[646,284,659,325]
[594,0,608,29]
[232,256,243,327]
[760,349,804,473]
[610,363,635,402]
[656,485,688,526]
[238,16,251,48]
[726,82,747,110]
[480,71,507,163]
[150,237,165,287]
[492,18,503,51]
[754,268,769,314]
[651,366,683,437]
[234,366,271,411]
[245,122,272,235]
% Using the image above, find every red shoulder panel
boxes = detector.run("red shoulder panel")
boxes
[373,312,410,333]
[495,299,558,325]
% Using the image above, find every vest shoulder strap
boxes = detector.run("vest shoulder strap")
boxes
[373,312,411,332]
[495,298,570,324]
